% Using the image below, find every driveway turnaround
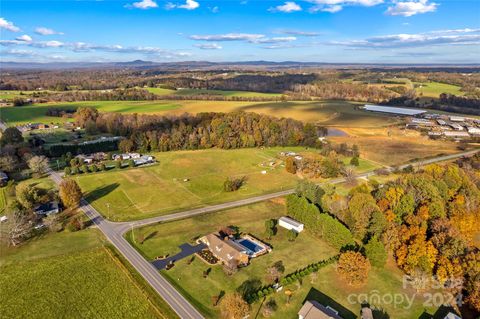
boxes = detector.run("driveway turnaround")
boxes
[152,243,207,270]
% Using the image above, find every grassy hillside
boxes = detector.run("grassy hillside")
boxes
[74,147,378,221]
[414,81,463,98]
[0,229,175,318]
[146,87,282,98]
[0,99,397,128]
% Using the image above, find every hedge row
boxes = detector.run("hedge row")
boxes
[245,255,339,304]
[286,194,354,249]
[49,139,120,157]
[64,160,135,175]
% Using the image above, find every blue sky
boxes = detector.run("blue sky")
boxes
[1,0,479,63]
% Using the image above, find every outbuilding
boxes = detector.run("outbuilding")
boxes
[278,216,304,233]
[34,202,60,216]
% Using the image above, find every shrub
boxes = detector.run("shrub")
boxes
[98,163,106,171]
[128,159,135,168]
[115,160,122,169]
[364,236,387,267]
[90,164,98,172]
[350,156,360,166]
[223,176,246,192]
[81,164,89,174]
[64,167,71,175]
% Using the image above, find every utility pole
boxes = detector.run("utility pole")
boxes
[131,224,135,244]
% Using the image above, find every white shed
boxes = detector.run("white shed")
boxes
[278,216,304,233]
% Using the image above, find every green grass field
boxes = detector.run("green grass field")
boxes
[146,87,282,98]
[0,99,398,128]
[414,81,463,98]
[129,201,438,319]
[74,147,379,221]
[0,229,174,318]
[73,147,305,221]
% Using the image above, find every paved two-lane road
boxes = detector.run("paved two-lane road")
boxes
[47,148,479,318]
[48,169,204,319]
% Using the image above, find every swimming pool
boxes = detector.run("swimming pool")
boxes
[237,238,264,255]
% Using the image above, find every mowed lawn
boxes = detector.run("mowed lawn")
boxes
[128,200,339,318]
[415,81,463,98]
[74,147,305,221]
[74,147,380,221]
[129,201,437,319]
[0,229,169,319]
[1,99,396,128]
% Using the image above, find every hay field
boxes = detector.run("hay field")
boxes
[331,127,462,165]
[0,99,396,128]
[74,147,305,221]
[0,229,170,319]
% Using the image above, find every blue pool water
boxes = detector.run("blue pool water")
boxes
[237,239,263,254]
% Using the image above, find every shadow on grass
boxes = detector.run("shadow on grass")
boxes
[419,305,463,319]
[85,183,119,202]
[144,231,158,242]
[303,287,357,319]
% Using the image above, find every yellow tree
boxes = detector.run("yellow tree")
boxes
[220,293,250,319]
[337,251,371,286]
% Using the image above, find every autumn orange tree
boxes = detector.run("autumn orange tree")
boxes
[219,293,250,319]
[337,251,371,286]
[372,162,480,312]
[59,179,82,208]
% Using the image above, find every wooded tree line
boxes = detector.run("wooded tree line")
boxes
[289,82,396,103]
[286,160,480,312]
[386,93,480,115]
[74,107,320,152]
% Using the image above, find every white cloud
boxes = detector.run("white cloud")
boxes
[16,35,33,42]
[189,33,299,45]
[270,2,302,13]
[332,28,480,48]
[190,33,265,42]
[127,0,158,9]
[254,36,297,43]
[1,49,36,56]
[386,0,438,17]
[321,4,343,12]
[179,0,199,9]
[36,40,65,48]
[35,27,64,35]
[277,30,320,37]
[194,43,222,49]
[167,0,199,10]
[307,0,383,13]
[0,18,20,32]
[210,6,219,13]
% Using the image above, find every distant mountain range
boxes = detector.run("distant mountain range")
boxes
[1,60,479,71]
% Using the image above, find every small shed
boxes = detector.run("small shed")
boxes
[278,216,304,233]
[34,202,60,216]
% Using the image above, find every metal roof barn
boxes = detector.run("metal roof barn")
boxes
[363,104,427,116]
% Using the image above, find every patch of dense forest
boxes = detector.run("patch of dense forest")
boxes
[74,107,320,152]
[287,156,480,315]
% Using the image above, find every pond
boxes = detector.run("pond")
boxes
[327,128,348,137]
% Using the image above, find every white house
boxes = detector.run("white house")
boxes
[278,216,304,233]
